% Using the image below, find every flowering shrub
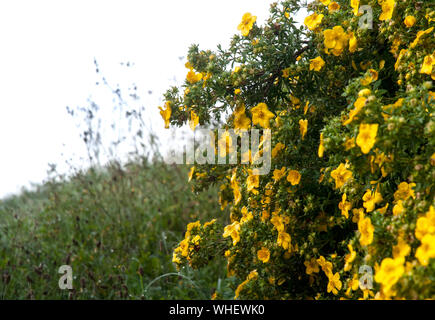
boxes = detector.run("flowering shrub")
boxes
[163,0,434,299]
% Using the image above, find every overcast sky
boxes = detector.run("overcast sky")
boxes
[0,0,284,198]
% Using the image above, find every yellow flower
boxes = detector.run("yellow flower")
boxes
[330,163,353,189]
[420,54,435,75]
[327,272,342,295]
[328,2,340,12]
[379,0,395,21]
[350,0,360,16]
[339,193,352,218]
[374,257,404,291]
[323,26,348,56]
[304,258,320,274]
[234,88,241,95]
[277,232,291,250]
[362,188,383,212]
[404,15,416,27]
[392,200,404,216]
[348,32,357,53]
[270,215,285,232]
[299,119,308,140]
[360,69,379,86]
[189,110,199,131]
[415,234,435,266]
[317,256,333,276]
[356,123,378,154]
[358,215,374,246]
[233,105,251,131]
[218,131,234,157]
[392,238,410,260]
[257,247,270,263]
[309,56,325,71]
[304,12,324,31]
[223,221,241,246]
[246,170,260,194]
[318,132,325,158]
[251,103,275,128]
[394,182,416,201]
[344,244,356,271]
[158,101,172,129]
[320,0,331,5]
[273,167,287,182]
[186,69,203,84]
[272,142,285,158]
[343,96,366,125]
[237,12,257,37]
[344,137,355,150]
[287,170,301,186]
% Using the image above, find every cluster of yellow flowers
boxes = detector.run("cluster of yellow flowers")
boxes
[165,0,435,300]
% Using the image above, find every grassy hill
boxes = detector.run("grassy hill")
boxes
[0,159,231,299]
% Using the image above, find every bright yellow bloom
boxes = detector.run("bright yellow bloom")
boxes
[189,110,199,131]
[392,238,410,260]
[356,123,378,154]
[410,27,434,49]
[257,247,270,263]
[246,170,260,194]
[394,182,416,201]
[277,232,291,250]
[404,15,416,27]
[270,215,285,232]
[416,234,435,266]
[344,244,356,271]
[330,163,353,189]
[350,0,360,16]
[320,0,331,5]
[233,105,251,131]
[223,221,241,246]
[379,0,395,21]
[238,13,257,37]
[251,103,275,128]
[327,272,342,295]
[420,54,435,75]
[299,119,308,140]
[287,170,301,186]
[415,206,435,240]
[360,69,378,86]
[343,97,366,125]
[272,142,285,158]
[304,258,320,274]
[309,56,325,71]
[328,2,340,12]
[186,69,203,84]
[358,215,374,246]
[362,188,383,212]
[348,32,357,53]
[304,12,324,31]
[374,257,404,291]
[158,101,172,129]
[323,26,348,56]
[318,132,325,158]
[273,167,287,182]
[392,200,404,216]
[339,193,352,218]
[344,137,355,150]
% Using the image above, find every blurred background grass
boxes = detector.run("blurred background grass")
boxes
[0,64,232,300]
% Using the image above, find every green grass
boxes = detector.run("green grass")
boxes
[0,158,231,299]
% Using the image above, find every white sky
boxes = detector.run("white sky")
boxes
[0,0,281,198]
